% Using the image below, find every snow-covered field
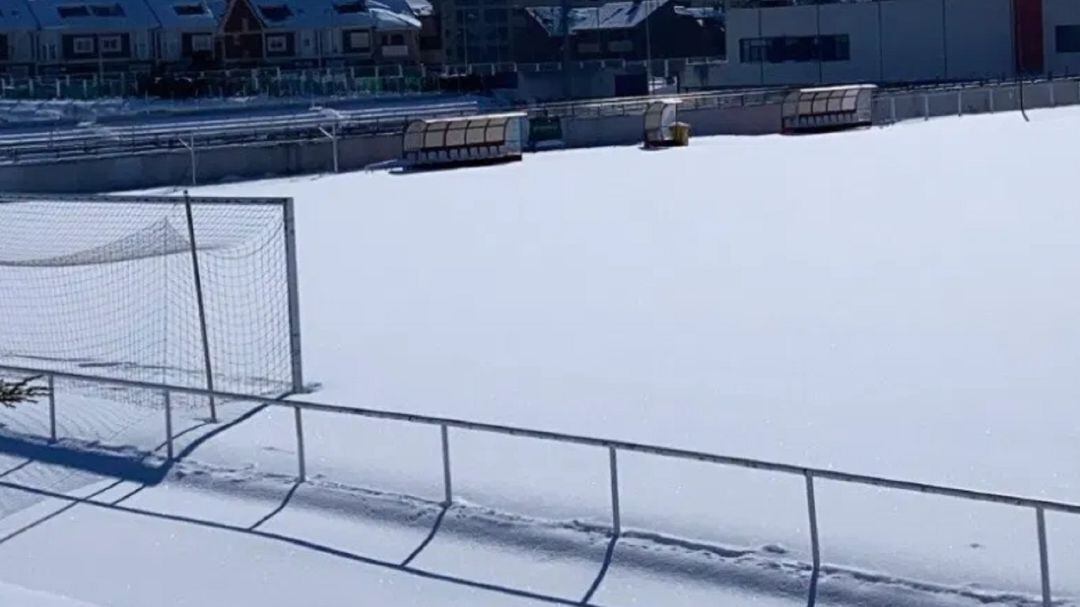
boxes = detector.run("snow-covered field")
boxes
[2,106,1080,605]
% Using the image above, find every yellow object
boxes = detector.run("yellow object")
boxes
[670,122,691,146]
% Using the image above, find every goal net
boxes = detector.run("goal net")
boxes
[0,194,303,405]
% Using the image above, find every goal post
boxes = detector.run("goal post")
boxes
[0,193,304,404]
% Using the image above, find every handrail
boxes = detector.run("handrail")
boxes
[1,362,1077,515]
[0,360,1072,604]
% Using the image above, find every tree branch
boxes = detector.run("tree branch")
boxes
[0,375,49,408]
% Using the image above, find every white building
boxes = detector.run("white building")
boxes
[685,0,1080,88]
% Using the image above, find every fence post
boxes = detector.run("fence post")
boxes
[294,405,306,482]
[184,191,216,422]
[440,424,452,505]
[609,447,621,535]
[1036,506,1052,607]
[957,90,962,117]
[1049,82,1056,108]
[805,471,821,605]
[989,87,995,113]
[189,135,197,186]
[164,390,174,461]
[331,122,339,173]
[282,198,304,394]
[47,374,56,443]
[924,93,930,120]
[890,95,897,123]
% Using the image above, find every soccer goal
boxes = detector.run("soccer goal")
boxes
[0,194,303,408]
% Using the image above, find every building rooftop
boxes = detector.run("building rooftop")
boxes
[242,0,419,31]
[27,0,161,30]
[526,0,671,36]
[0,0,38,31]
[144,0,226,31]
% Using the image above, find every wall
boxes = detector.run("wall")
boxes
[761,5,820,85]
[1044,0,1080,76]
[717,0,1015,88]
[944,0,1013,80]
[820,1,881,84]
[879,0,945,82]
[516,69,620,101]
[0,134,401,194]
[722,8,763,86]
[9,31,35,63]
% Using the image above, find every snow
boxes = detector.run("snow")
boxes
[2,106,1080,605]
[0,580,100,607]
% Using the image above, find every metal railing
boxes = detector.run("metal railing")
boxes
[0,361,1074,606]
[0,99,484,168]
[0,87,785,170]
[874,76,1080,126]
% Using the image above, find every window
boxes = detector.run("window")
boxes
[576,41,600,54]
[173,4,208,16]
[818,34,849,62]
[740,35,849,64]
[90,4,124,16]
[72,36,94,54]
[348,30,371,50]
[99,35,121,53]
[382,33,404,46]
[266,34,288,52]
[259,4,292,22]
[190,33,213,52]
[57,5,90,18]
[1056,25,1080,53]
[739,37,767,63]
[334,1,366,14]
[607,39,632,53]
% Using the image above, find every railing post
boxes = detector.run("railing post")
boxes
[440,424,452,505]
[47,374,56,443]
[924,93,930,120]
[609,447,621,536]
[164,390,174,461]
[989,87,995,113]
[189,135,197,186]
[805,471,821,605]
[294,405,306,482]
[1036,506,1052,607]
[331,122,339,173]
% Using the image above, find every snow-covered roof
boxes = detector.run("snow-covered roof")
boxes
[242,0,419,31]
[673,4,723,22]
[0,0,38,31]
[28,0,161,30]
[144,0,226,31]
[404,0,430,17]
[526,0,670,36]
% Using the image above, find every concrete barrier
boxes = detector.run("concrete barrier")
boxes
[0,134,402,193]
